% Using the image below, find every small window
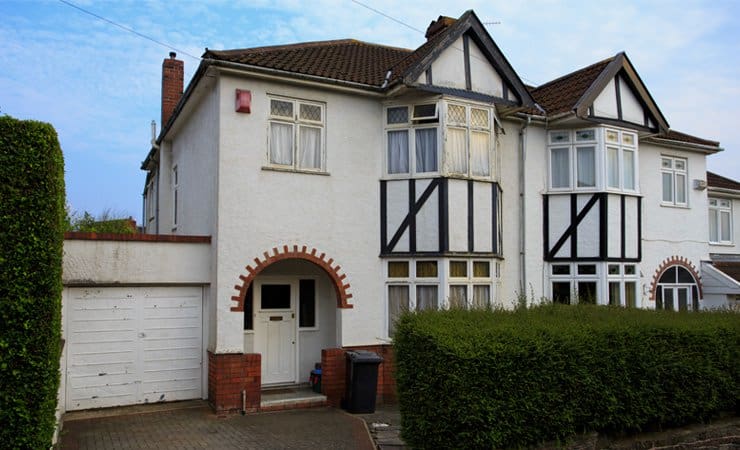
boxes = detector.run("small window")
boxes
[449,261,467,278]
[270,99,293,118]
[388,261,409,278]
[575,129,596,141]
[261,284,291,309]
[709,197,733,244]
[412,104,438,121]
[624,265,636,275]
[552,265,570,275]
[550,131,570,144]
[299,280,316,328]
[416,261,438,278]
[577,264,597,275]
[661,156,688,206]
[608,264,620,275]
[473,261,490,278]
[387,106,408,125]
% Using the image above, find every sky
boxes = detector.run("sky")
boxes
[1,0,739,223]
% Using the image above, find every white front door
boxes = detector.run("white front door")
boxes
[254,281,297,385]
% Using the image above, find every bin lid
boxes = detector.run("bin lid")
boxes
[346,350,383,363]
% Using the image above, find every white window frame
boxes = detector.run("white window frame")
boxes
[549,263,601,305]
[604,128,638,192]
[709,197,733,244]
[660,156,688,207]
[267,95,326,173]
[606,263,640,307]
[446,259,495,309]
[547,128,600,192]
[384,104,440,178]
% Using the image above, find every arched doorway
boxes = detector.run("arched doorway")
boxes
[231,245,352,386]
[651,257,702,312]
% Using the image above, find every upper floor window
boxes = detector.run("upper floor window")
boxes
[709,198,732,244]
[661,156,687,206]
[172,166,178,228]
[384,101,494,179]
[268,96,325,172]
[549,129,597,190]
[146,179,156,223]
[605,129,637,191]
[548,127,639,193]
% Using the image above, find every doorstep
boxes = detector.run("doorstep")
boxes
[260,385,327,412]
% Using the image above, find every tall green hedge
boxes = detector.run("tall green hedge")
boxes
[394,305,739,449]
[0,116,65,448]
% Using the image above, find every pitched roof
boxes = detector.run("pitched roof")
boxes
[651,130,721,148]
[203,39,412,87]
[707,171,740,191]
[712,261,740,284]
[529,56,615,115]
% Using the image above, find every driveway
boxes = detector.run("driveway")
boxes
[58,402,375,450]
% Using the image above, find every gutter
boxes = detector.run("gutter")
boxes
[644,137,723,154]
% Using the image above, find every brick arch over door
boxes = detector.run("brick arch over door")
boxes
[648,255,703,301]
[230,245,353,312]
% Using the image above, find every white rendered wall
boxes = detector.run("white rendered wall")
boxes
[469,39,503,97]
[214,74,384,352]
[638,142,709,307]
[593,78,618,119]
[430,37,465,89]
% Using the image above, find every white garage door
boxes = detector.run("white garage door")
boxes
[66,286,203,411]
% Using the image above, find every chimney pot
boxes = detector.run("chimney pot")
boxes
[169,51,176,59]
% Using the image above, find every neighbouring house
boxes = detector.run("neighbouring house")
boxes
[59,9,737,416]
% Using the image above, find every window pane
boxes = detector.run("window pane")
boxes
[413,104,437,120]
[608,282,621,306]
[677,288,688,311]
[387,130,409,174]
[624,265,636,275]
[388,285,409,335]
[299,280,316,328]
[662,172,673,202]
[663,288,674,310]
[416,261,438,278]
[577,264,596,275]
[550,130,570,144]
[447,104,466,125]
[416,285,438,310]
[606,130,619,143]
[608,264,620,275]
[622,133,635,146]
[261,284,291,309]
[552,264,570,275]
[244,285,253,330]
[415,128,438,173]
[299,103,321,122]
[577,282,597,304]
[676,174,686,203]
[471,108,489,128]
[470,131,490,176]
[720,211,731,241]
[576,129,595,141]
[661,158,672,169]
[387,106,408,124]
[449,261,467,278]
[552,282,571,304]
[576,146,595,187]
[448,285,467,309]
[270,122,293,165]
[623,150,635,189]
[677,267,694,283]
[607,147,619,188]
[446,127,467,174]
[473,285,490,309]
[674,159,686,171]
[298,126,321,169]
[625,282,636,308]
[388,261,409,278]
[473,261,490,278]
[709,210,719,242]
[551,147,570,188]
[271,99,293,117]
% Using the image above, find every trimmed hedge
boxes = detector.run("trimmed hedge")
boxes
[0,116,65,448]
[394,305,739,449]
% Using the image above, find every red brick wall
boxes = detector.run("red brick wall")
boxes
[207,352,261,414]
[321,345,396,407]
[161,52,184,127]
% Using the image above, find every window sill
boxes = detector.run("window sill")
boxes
[660,202,690,209]
[262,166,330,176]
[709,242,734,247]
[243,330,254,334]
[298,327,319,332]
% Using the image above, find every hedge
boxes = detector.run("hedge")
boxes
[393,305,739,449]
[0,116,65,448]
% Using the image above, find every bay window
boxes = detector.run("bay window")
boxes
[548,127,638,192]
[268,96,325,171]
[384,101,494,178]
[709,198,732,244]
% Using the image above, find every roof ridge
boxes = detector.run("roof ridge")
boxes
[531,53,618,92]
[204,38,412,57]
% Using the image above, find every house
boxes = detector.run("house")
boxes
[60,9,734,415]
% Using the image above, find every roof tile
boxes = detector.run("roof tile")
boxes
[707,171,740,191]
[529,57,615,115]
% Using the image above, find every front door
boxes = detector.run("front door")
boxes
[254,281,297,385]
[660,286,692,311]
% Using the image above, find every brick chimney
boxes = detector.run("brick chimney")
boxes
[425,16,456,40]
[161,52,184,127]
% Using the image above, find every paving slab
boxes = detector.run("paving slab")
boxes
[58,403,374,450]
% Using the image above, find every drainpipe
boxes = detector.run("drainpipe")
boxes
[518,116,531,298]
[241,390,247,415]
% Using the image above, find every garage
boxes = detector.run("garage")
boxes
[65,286,204,411]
